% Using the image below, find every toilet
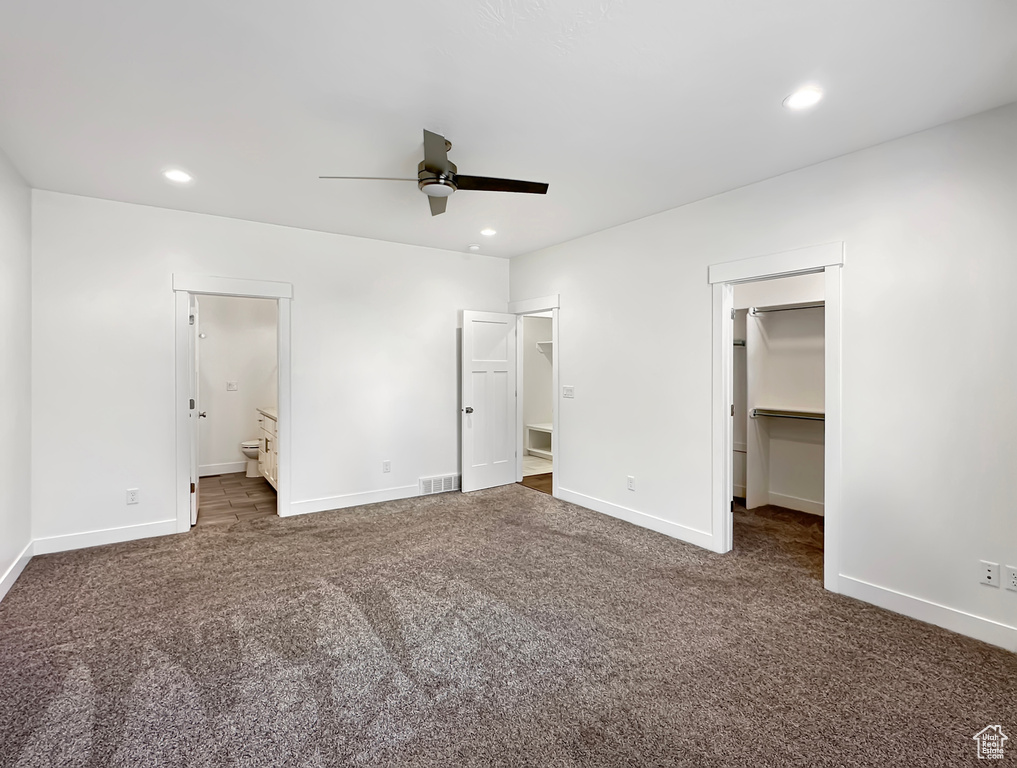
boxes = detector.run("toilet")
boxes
[241,440,261,478]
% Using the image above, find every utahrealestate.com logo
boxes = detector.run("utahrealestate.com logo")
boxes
[973,725,1008,760]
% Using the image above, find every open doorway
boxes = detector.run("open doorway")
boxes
[174,274,293,533]
[459,294,559,496]
[731,273,825,569]
[518,312,554,495]
[709,243,843,591]
[194,295,279,526]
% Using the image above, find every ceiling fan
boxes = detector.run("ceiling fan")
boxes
[320,129,549,216]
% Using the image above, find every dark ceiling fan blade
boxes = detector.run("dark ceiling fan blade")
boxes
[318,176,416,181]
[428,195,447,216]
[422,129,450,174]
[454,175,549,195]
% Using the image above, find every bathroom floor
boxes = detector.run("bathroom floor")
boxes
[196,472,276,526]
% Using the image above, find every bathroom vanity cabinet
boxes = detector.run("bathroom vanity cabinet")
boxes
[257,407,278,490]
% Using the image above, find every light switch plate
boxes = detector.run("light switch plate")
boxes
[226,381,238,391]
[563,385,575,399]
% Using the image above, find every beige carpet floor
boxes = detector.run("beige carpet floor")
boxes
[0,485,1013,767]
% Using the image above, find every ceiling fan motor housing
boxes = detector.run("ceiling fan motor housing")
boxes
[418,160,457,197]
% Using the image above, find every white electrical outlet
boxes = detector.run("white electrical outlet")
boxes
[126,488,140,505]
[226,381,238,391]
[627,475,635,491]
[980,560,999,587]
[1005,565,1017,592]
[382,460,391,473]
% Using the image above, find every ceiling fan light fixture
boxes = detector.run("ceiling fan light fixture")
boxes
[322,130,548,217]
[419,179,456,197]
[783,85,824,110]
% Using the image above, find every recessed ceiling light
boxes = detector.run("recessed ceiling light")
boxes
[480,228,497,237]
[783,85,823,110]
[468,244,481,252]
[163,168,193,184]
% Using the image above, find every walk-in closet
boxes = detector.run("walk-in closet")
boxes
[733,273,825,517]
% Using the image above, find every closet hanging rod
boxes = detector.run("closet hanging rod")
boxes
[749,301,825,316]
[733,339,746,347]
[750,408,825,422]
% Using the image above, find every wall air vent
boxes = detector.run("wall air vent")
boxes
[419,474,461,495]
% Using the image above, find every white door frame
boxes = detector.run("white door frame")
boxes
[508,294,560,498]
[173,273,293,532]
[708,244,843,591]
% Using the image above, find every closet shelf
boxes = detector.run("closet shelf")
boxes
[749,301,825,316]
[750,408,824,422]
[536,340,553,351]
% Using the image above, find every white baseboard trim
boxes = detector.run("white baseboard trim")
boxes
[769,491,824,516]
[733,484,746,497]
[200,462,247,477]
[556,487,718,552]
[33,519,179,556]
[840,575,1016,653]
[0,540,34,603]
[285,484,420,517]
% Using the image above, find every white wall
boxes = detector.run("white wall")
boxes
[510,103,1017,648]
[733,271,825,309]
[522,316,553,428]
[31,192,507,546]
[197,295,277,475]
[0,146,32,598]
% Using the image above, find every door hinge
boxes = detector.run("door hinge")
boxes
[189,314,195,325]
[731,404,735,416]
[189,398,195,409]
[730,308,735,320]
[190,482,196,493]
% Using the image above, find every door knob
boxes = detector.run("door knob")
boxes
[198,411,207,418]
[464,407,474,414]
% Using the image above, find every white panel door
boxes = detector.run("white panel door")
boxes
[461,311,517,492]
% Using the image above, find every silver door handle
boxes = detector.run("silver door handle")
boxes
[464,407,473,414]
[198,412,207,418]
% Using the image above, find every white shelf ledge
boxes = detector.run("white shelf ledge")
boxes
[525,423,553,460]
[750,408,824,422]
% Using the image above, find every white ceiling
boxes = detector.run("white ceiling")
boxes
[1,1,1015,258]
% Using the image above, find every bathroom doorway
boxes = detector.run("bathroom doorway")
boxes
[194,295,279,526]
[173,274,293,533]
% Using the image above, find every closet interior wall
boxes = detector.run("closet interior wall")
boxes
[522,315,554,459]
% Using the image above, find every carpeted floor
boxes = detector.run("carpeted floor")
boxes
[0,486,1013,767]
